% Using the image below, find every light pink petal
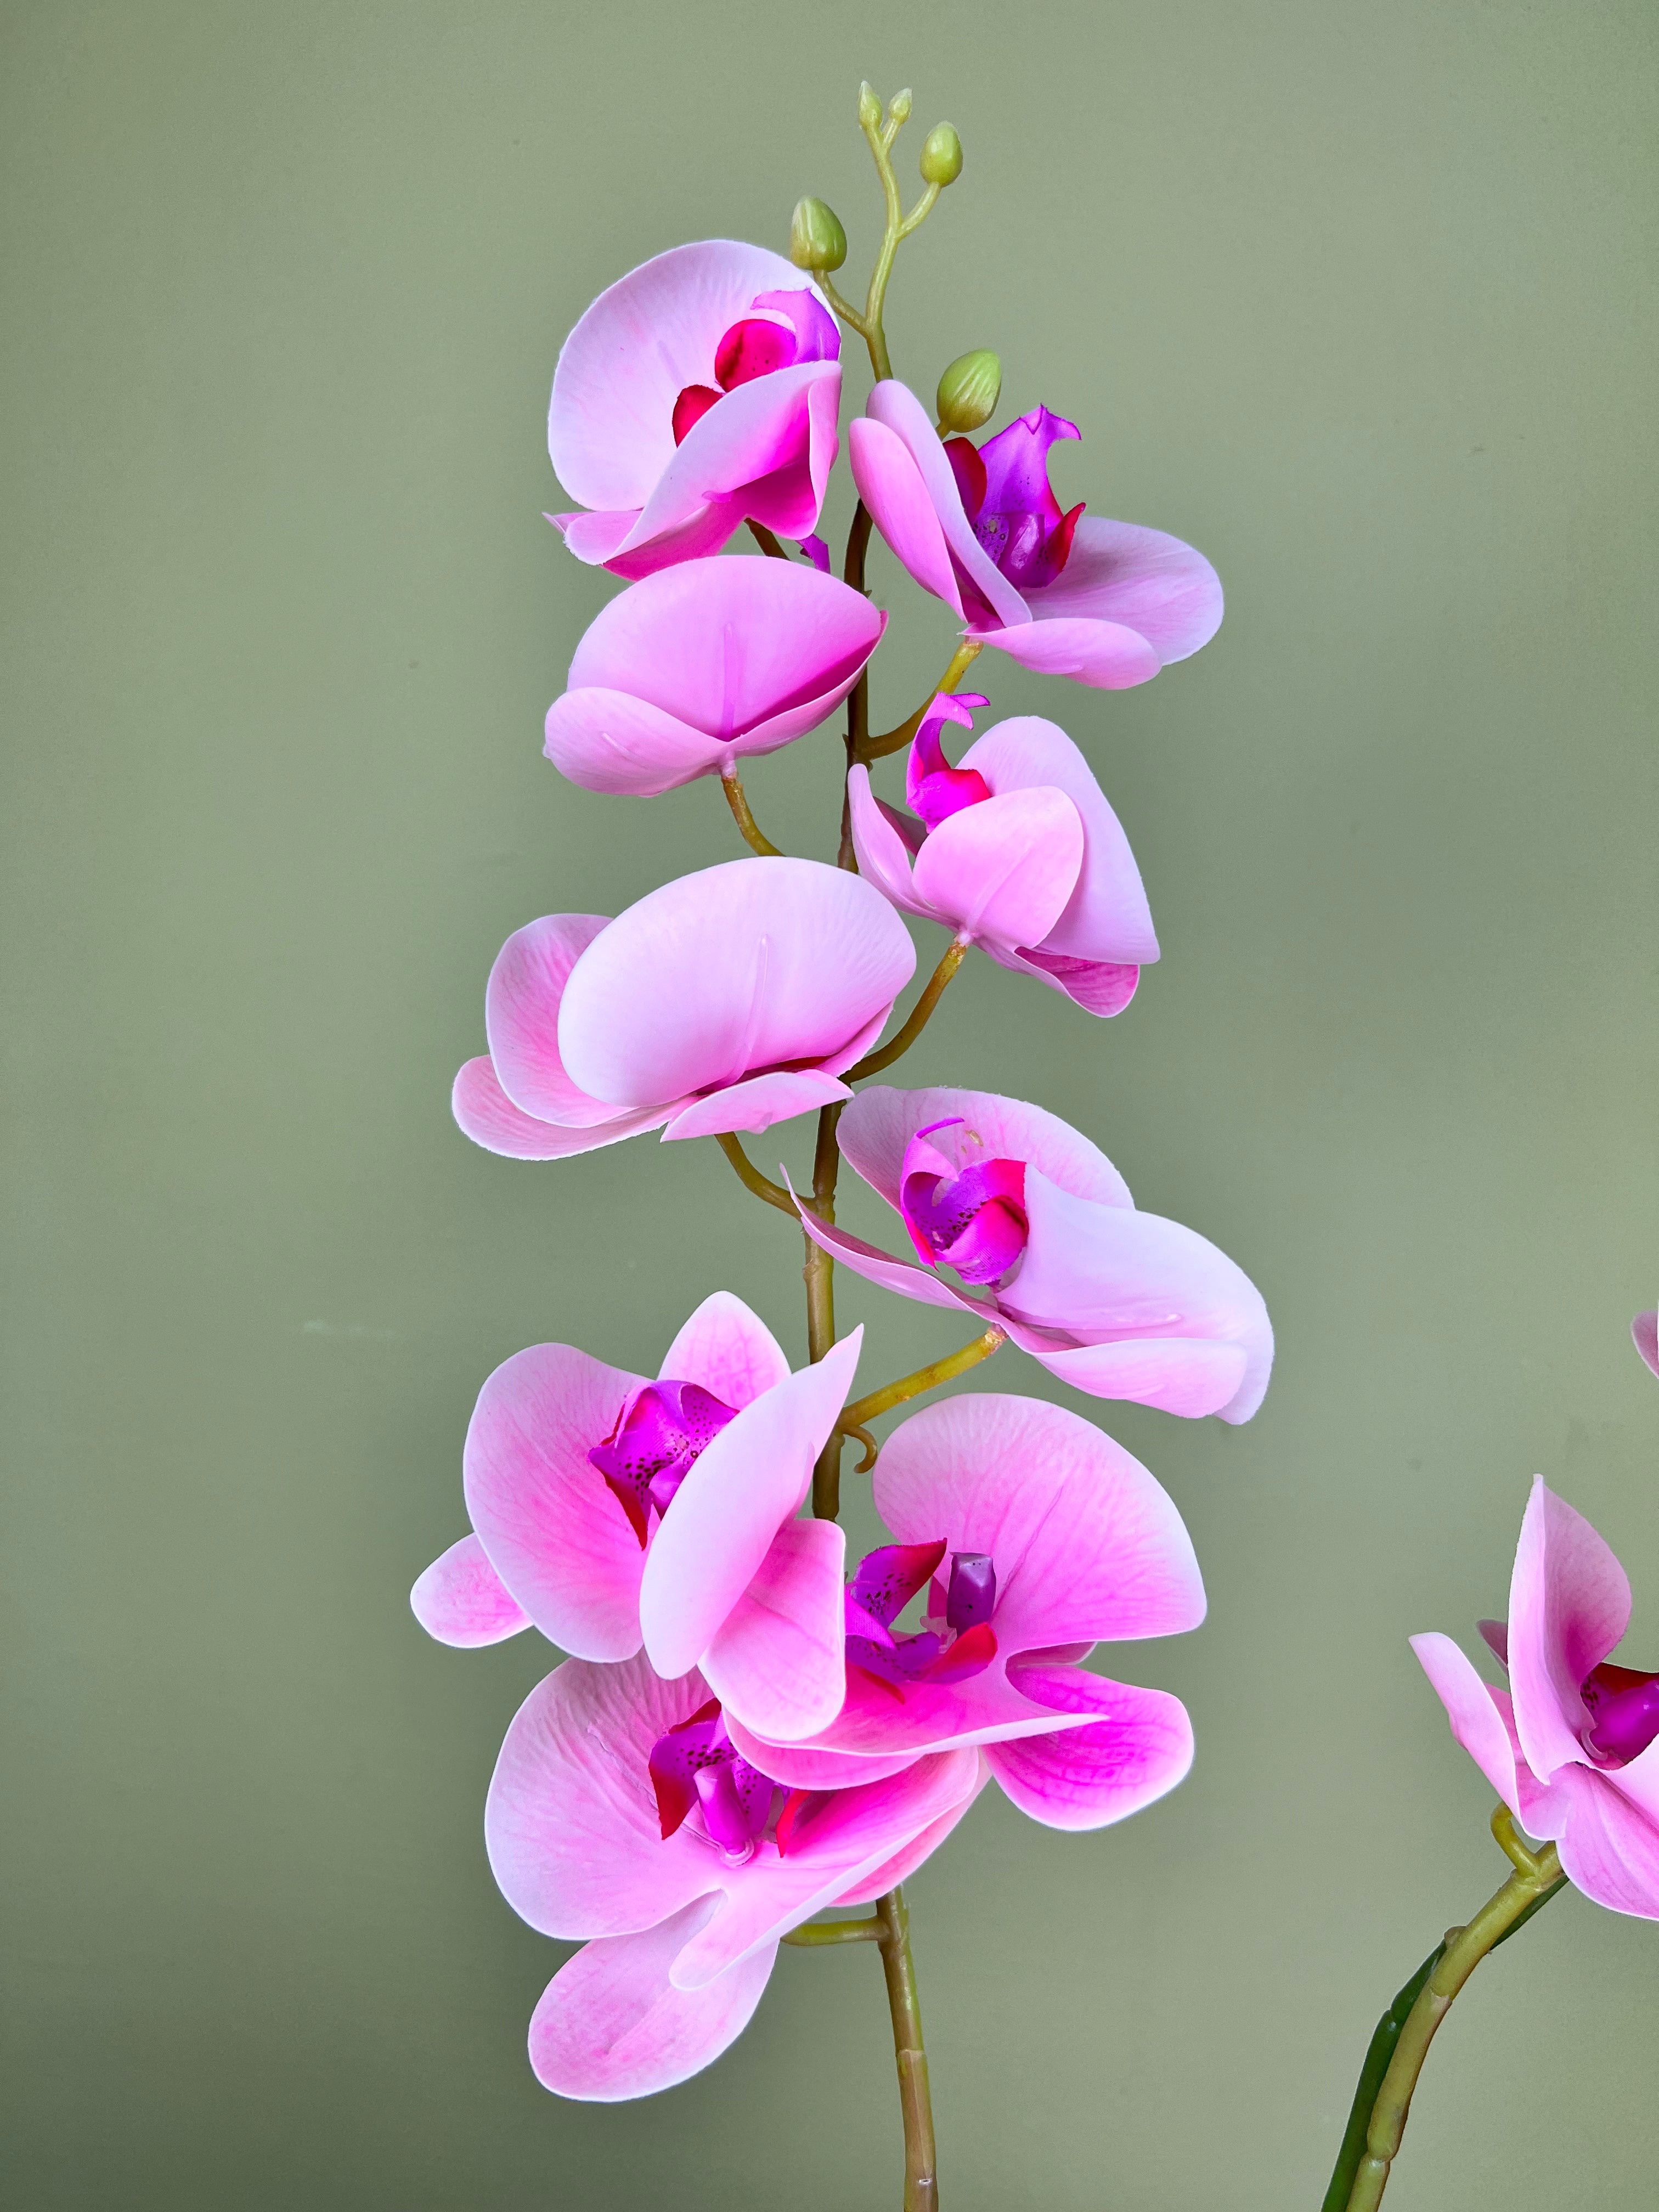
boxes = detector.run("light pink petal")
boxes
[1004,1168,1274,1423]
[549,240,808,511]
[1633,1311,1659,1378]
[464,1344,646,1660]
[485,914,616,1124]
[1548,1763,1659,1919]
[597,498,749,580]
[668,1750,979,1988]
[1509,1477,1631,1781]
[545,687,730,797]
[528,1905,776,2101]
[847,766,932,919]
[792,1201,983,1316]
[991,945,1142,1018]
[961,717,1157,964]
[662,1068,852,1142]
[864,382,1029,628]
[1024,517,1223,665]
[973,618,1162,690]
[734,1662,1103,1773]
[911,787,1085,949]
[1022,1335,1250,1418]
[566,556,883,751]
[701,1517,848,1742]
[846,415,964,614]
[410,1533,531,1647]
[986,1665,1193,1829]
[639,1333,862,1678]
[658,1290,789,1408]
[721,1717,920,1788]
[621,362,838,556]
[874,1393,1205,1655]
[838,1085,1132,1211]
[452,1057,672,1159]
[552,509,640,566]
[1409,1633,1521,1812]
[557,858,915,1110]
[831,1760,992,1905]
[485,1656,721,1938]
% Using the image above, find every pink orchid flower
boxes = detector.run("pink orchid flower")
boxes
[453,857,916,1159]
[848,695,1156,1017]
[486,1652,980,2098]
[1633,1310,1658,1378]
[848,381,1222,688]
[724,1394,1203,1823]
[548,241,840,579]
[1413,1477,1659,1918]
[792,1085,1273,1421]
[544,555,886,798]
[411,1295,862,1742]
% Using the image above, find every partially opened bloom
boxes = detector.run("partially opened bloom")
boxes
[793,1086,1273,1420]
[726,1393,1203,1821]
[411,1295,861,1741]
[453,858,916,1159]
[1413,1477,1659,1918]
[487,1652,979,2098]
[848,381,1222,688]
[549,241,840,578]
[848,698,1156,1015]
[544,556,886,797]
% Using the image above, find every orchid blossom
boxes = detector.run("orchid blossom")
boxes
[849,380,1222,688]
[548,241,840,578]
[848,696,1156,1015]
[793,1085,1273,1420]
[453,857,916,1159]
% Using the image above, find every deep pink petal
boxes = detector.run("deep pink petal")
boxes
[1634,1311,1659,1378]
[1509,1477,1631,1781]
[831,1761,993,1904]
[838,1085,1132,1211]
[486,1656,722,1938]
[485,915,616,1125]
[1024,516,1223,665]
[657,1290,789,1410]
[527,1905,776,2101]
[410,1533,532,1647]
[464,1343,646,1660]
[1548,1763,1659,1919]
[847,416,963,613]
[973,618,1162,689]
[452,1057,671,1159]
[910,787,1084,949]
[961,716,1157,964]
[733,1663,1102,1774]
[986,1664,1193,1829]
[873,1393,1204,1655]
[1409,1633,1521,1812]
[1019,1333,1250,1417]
[847,767,932,919]
[721,1719,920,1790]
[557,859,914,1110]
[992,945,1142,1018]
[863,382,1029,628]
[662,1068,852,1142]
[668,1750,980,1988]
[639,1333,862,1678]
[621,363,838,557]
[701,1517,849,1742]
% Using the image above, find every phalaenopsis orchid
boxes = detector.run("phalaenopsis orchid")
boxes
[413,81,1657,2210]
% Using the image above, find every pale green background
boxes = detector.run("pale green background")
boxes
[4,3,1655,2205]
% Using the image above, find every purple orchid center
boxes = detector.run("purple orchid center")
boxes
[671,285,840,446]
[898,1118,1029,1287]
[842,1539,998,1699]
[647,1697,787,1865]
[587,1379,737,1548]
[944,404,1085,591]
[1582,1661,1659,1765]
[905,691,992,832]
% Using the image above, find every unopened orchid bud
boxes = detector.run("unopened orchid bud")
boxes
[790,196,848,273]
[935,348,1002,434]
[919,122,963,187]
[858,82,882,132]
[888,88,913,127]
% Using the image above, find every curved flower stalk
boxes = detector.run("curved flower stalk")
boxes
[487,1653,980,2098]
[849,380,1222,688]
[411,1296,863,1743]
[793,1085,1273,1420]
[544,556,886,798]
[548,241,840,577]
[453,858,916,1158]
[848,697,1156,1015]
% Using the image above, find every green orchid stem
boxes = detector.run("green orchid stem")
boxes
[720,768,782,857]
[782,1915,884,1947]
[860,639,985,764]
[848,938,967,1081]
[838,500,874,870]
[1327,1811,1567,2212]
[877,1885,938,2212]
[806,1102,844,1515]
[748,521,790,558]
[820,87,945,382]
[713,1133,794,1217]
[838,1327,1007,1465]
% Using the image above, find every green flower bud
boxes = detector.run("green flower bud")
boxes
[789,196,848,273]
[919,122,963,188]
[935,349,1002,435]
[858,82,882,132]
[888,88,913,127]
